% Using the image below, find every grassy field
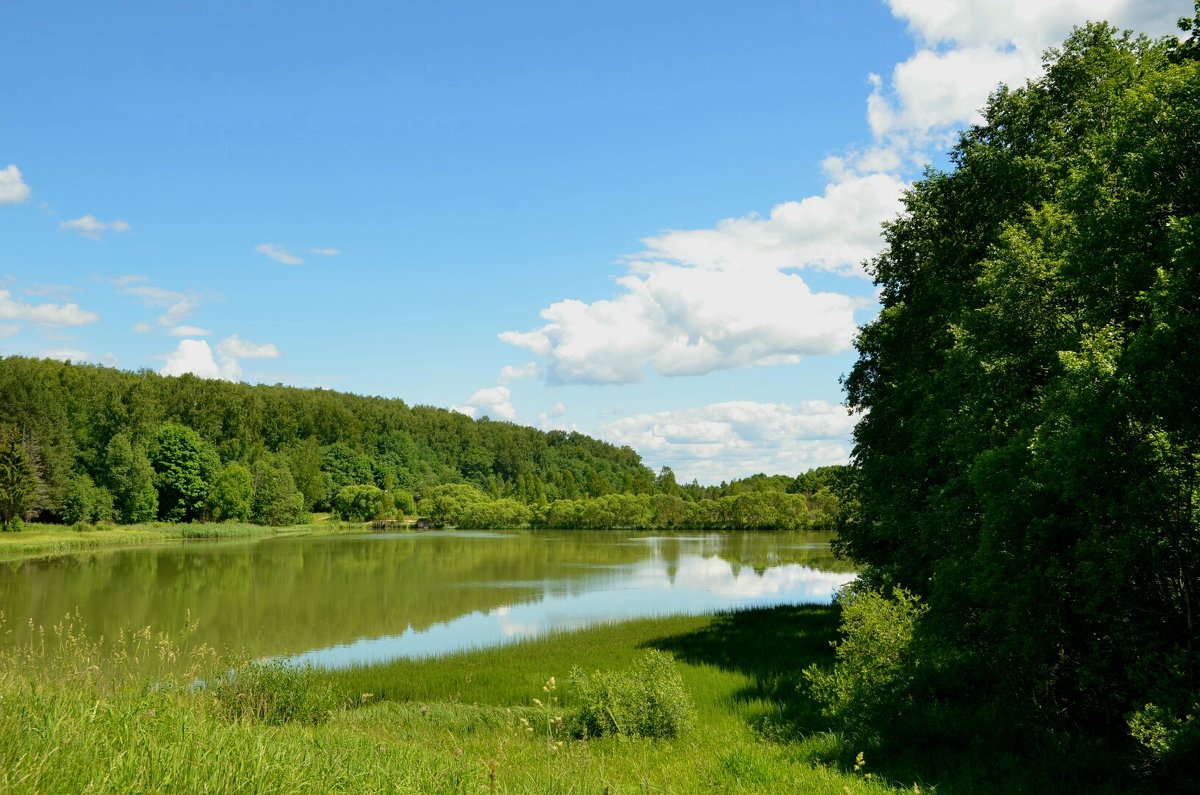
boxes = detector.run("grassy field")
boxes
[0,604,909,794]
[0,516,355,563]
[1,602,1154,794]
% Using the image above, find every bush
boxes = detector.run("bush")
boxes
[331,483,387,522]
[209,660,339,725]
[568,650,694,739]
[803,586,928,742]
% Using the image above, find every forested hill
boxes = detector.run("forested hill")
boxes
[0,355,654,520]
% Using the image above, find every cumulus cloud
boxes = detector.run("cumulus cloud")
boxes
[0,289,99,327]
[60,214,131,239]
[215,335,281,380]
[160,339,222,378]
[452,386,518,422]
[255,243,304,265]
[308,247,342,257]
[159,335,280,381]
[868,0,1185,150]
[500,1,1186,389]
[630,172,906,278]
[601,400,856,484]
[0,165,31,204]
[501,265,862,384]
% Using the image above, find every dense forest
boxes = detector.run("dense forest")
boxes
[813,11,1200,784]
[0,355,840,531]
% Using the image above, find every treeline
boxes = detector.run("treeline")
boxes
[819,14,1200,785]
[417,482,838,531]
[0,356,840,531]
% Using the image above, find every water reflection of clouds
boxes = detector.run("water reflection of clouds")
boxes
[288,554,856,670]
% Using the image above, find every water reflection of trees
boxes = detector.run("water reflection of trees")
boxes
[0,531,851,662]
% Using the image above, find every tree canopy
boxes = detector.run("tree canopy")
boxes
[834,13,1200,775]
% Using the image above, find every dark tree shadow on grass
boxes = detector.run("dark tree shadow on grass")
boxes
[643,604,840,731]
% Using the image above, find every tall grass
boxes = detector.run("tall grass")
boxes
[1,604,1147,793]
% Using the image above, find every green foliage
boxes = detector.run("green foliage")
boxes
[419,482,489,526]
[150,423,215,522]
[208,461,253,522]
[251,455,305,526]
[332,483,388,522]
[567,650,695,739]
[804,588,928,742]
[62,473,114,525]
[456,496,531,529]
[104,432,158,523]
[1127,702,1200,777]
[209,659,340,726]
[839,16,1200,769]
[0,425,39,531]
[390,488,416,515]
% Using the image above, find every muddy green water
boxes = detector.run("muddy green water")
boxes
[0,530,854,668]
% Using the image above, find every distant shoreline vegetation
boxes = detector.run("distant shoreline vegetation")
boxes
[0,356,842,534]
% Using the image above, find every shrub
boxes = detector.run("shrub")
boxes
[209,660,339,725]
[803,586,928,742]
[568,650,694,739]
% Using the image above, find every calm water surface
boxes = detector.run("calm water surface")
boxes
[0,530,855,669]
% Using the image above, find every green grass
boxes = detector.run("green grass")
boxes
[0,605,904,794]
[0,604,1156,793]
[0,516,358,563]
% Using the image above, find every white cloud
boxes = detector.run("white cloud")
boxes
[501,264,862,384]
[601,400,855,484]
[158,335,281,381]
[110,277,185,305]
[169,325,211,337]
[868,0,1186,149]
[0,165,30,204]
[454,385,518,422]
[217,335,280,360]
[215,334,281,380]
[256,243,303,265]
[497,362,538,384]
[308,247,342,257]
[0,325,19,338]
[161,339,221,379]
[0,289,99,327]
[60,214,131,239]
[501,1,1187,390]
[38,348,90,363]
[630,171,906,278]
[158,299,198,327]
[132,321,152,334]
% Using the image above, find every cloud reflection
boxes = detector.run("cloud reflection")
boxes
[289,553,856,669]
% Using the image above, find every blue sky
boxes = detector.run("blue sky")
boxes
[0,1,1187,482]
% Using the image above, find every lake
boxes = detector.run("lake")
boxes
[0,530,855,669]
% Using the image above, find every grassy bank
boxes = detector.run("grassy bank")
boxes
[0,517,356,563]
[0,605,1153,793]
[0,605,890,794]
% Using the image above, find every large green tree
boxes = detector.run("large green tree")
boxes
[104,432,158,524]
[150,423,217,522]
[837,14,1200,764]
[0,426,39,531]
